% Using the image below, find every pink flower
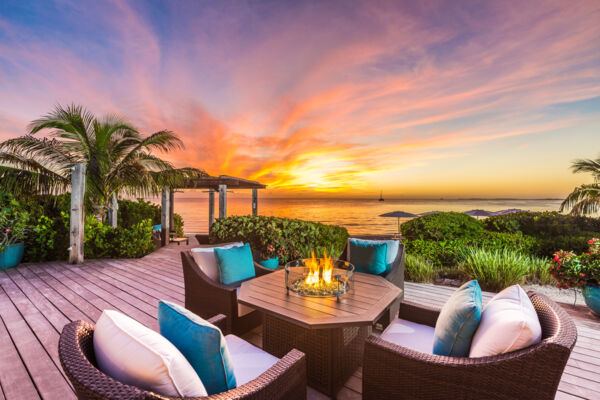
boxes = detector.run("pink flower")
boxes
[588,239,594,244]
[580,273,586,277]
[4,228,9,233]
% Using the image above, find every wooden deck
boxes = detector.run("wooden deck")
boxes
[0,238,599,399]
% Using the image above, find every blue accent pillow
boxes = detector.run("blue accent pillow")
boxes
[214,243,256,285]
[349,240,388,275]
[158,300,236,394]
[433,280,483,357]
[152,224,162,232]
[350,238,399,272]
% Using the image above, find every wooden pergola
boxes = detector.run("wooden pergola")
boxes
[67,163,267,262]
[158,175,267,246]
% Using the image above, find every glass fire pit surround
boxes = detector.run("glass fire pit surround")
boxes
[285,257,354,299]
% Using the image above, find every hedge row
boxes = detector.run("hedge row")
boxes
[209,215,349,264]
[19,195,182,262]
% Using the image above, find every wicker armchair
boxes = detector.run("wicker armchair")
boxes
[362,292,577,400]
[338,237,405,326]
[59,315,307,400]
[181,244,275,335]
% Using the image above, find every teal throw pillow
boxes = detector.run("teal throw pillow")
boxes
[158,300,236,395]
[433,280,483,357]
[350,238,399,272]
[214,243,256,285]
[349,240,388,275]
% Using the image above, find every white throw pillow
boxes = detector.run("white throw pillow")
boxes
[93,310,207,397]
[349,238,399,266]
[469,285,542,358]
[191,242,244,281]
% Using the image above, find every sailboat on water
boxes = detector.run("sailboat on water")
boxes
[379,191,384,201]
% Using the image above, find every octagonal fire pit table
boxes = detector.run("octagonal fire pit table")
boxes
[238,268,402,397]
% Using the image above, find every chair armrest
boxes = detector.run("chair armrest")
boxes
[363,335,571,400]
[204,349,307,400]
[254,262,277,277]
[399,301,440,327]
[206,314,227,331]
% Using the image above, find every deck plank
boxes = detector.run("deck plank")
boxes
[0,238,599,399]
[0,287,74,400]
[0,315,40,400]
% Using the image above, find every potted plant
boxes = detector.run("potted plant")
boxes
[0,200,29,270]
[549,238,600,316]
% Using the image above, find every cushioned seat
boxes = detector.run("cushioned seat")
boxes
[380,318,434,354]
[225,334,279,386]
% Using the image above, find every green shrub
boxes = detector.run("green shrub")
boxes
[459,248,540,291]
[118,199,160,227]
[405,254,437,283]
[114,219,155,258]
[484,212,600,257]
[173,213,184,237]
[401,212,483,241]
[404,239,463,267]
[404,232,537,268]
[461,232,538,255]
[209,215,349,263]
[24,215,57,262]
[118,198,184,236]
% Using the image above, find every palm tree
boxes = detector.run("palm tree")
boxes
[560,156,600,216]
[0,104,204,216]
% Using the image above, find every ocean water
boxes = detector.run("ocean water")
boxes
[170,195,563,235]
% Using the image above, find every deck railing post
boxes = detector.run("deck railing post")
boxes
[69,163,86,264]
[208,188,215,229]
[161,188,170,246]
[218,184,227,219]
[252,188,258,216]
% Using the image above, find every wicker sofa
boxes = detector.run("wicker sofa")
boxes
[338,236,405,326]
[181,243,275,335]
[58,314,307,400]
[362,292,577,400]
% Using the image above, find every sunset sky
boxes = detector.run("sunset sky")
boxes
[0,0,599,198]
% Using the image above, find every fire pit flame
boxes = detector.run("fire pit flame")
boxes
[285,251,354,298]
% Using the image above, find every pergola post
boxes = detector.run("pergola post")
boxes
[252,188,258,216]
[69,163,86,264]
[208,188,215,229]
[218,184,227,219]
[169,189,175,234]
[161,188,170,246]
[107,193,118,228]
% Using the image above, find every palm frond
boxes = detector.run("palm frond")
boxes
[570,157,600,182]
[560,183,600,215]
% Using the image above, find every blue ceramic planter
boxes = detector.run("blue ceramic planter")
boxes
[0,243,25,270]
[258,257,279,269]
[582,283,600,317]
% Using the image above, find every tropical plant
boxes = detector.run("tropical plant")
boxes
[0,192,30,252]
[0,104,204,219]
[458,248,538,291]
[560,156,600,216]
[549,238,600,289]
[405,254,437,283]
